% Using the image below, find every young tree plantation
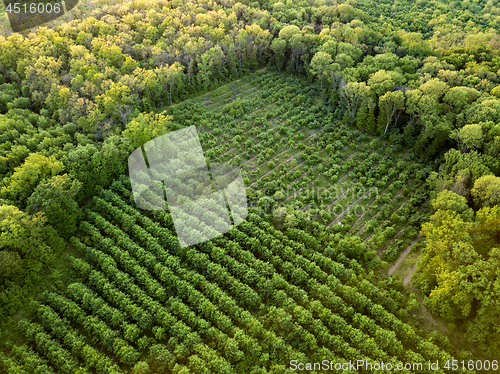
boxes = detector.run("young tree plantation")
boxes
[0,0,499,372]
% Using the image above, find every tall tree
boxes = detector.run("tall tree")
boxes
[182,39,198,85]
[278,25,301,70]
[271,38,287,70]
[165,62,185,105]
[26,174,82,237]
[379,91,405,134]
[309,51,333,89]
[290,34,306,73]
[405,89,423,126]
[341,82,371,119]
[471,175,500,208]
[122,111,171,150]
[356,94,376,132]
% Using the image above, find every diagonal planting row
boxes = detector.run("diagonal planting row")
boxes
[110,179,454,370]
[13,174,456,373]
[84,193,352,371]
[10,71,434,373]
[186,71,428,254]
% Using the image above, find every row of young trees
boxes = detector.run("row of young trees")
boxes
[111,179,464,364]
[4,172,464,372]
[0,345,56,374]
[117,178,464,366]
[218,71,499,360]
[1,0,499,364]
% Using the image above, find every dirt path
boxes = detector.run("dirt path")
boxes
[388,232,422,275]
[403,262,418,286]
[413,287,450,335]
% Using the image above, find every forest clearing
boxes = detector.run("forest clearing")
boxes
[1,0,500,371]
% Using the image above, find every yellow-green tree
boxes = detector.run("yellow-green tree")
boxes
[341,82,371,119]
[378,90,405,134]
[450,123,484,153]
[122,111,172,150]
[0,205,48,259]
[1,153,64,206]
[471,175,500,208]
[419,78,449,99]
[415,190,500,358]
[309,51,333,89]
[367,69,404,97]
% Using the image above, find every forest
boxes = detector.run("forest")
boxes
[0,0,499,372]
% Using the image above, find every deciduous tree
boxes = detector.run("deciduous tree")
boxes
[26,174,82,237]
[122,111,171,150]
[310,51,333,89]
[379,91,405,134]
[1,153,64,206]
[471,175,500,208]
[341,82,370,119]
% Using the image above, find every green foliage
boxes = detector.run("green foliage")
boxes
[367,70,404,97]
[450,123,484,152]
[0,250,21,278]
[26,174,82,237]
[1,0,500,366]
[415,194,500,358]
[471,175,500,208]
[1,153,64,206]
[122,111,171,151]
[432,190,473,218]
